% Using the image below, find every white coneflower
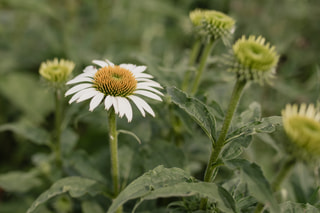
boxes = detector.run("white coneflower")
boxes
[65,59,163,122]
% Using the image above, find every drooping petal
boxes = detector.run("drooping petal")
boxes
[104,95,113,110]
[128,95,155,117]
[136,85,163,95]
[110,96,119,114]
[77,90,100,103]
[92,60,110,68]
[89,93,104,111]
[117,97,133,122]
[134,90,162,101]
[68,88,97,104]
[65,83,93,96]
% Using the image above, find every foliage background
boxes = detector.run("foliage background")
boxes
[0,0,319,212]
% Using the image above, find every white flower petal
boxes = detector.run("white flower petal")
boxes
[137,81,163,89]
[128,95,155,117]
[132,66,147,73]
[68,88,96,104]
[89,93,104,111]
[67,76,93,85]
[65,83,93,96]
[120,64,136,71]
[83,65,97,73]
[117,97,133,122]
[134,73,153,79]
[136,85,163,95]
[77,90,100,103]
[134,90,162,101]
[92,60,110,68]
[111,96,119,114]
[104,95,113,110]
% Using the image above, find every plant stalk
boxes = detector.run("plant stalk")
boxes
[182,40,201,92]
[191,39,215,95]
[200,79,246,209]
[54,88,63,166]
[108,108,120,196]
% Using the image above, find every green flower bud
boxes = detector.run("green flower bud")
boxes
[39,58,75,86]
[282,103,320,160]
[189,9,235,45]
[225,35,279,84]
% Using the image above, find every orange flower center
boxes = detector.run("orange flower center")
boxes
[93,66,137,97]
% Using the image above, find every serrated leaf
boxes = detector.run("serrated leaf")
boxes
[166,86,216,142]
[107,166,191,213]
[0,122,50,146]
[26,176,108,213]
[0,170,42,193]
[107,166,238,213]
[225,159,279,212]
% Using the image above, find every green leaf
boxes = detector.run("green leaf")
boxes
[0,122,50,146]
[280,201,320,213]
[26,176,108,213]
[0,73,54,123]
[221,134,252,160]
[166,86,216,142]
[225,159,279,212]
[107,166,238,213]
[0,170,42,193]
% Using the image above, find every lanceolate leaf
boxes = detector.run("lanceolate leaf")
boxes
[107,166,238,213]
[225,159,279,212]
[166,86,216,142]
[26,176,108,213]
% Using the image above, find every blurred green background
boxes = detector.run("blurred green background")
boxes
[0,0,319,211]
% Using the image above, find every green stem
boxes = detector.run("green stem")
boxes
[191,39,215,95]
[108,108,120,196]
[54,88,63,166]
[182,40,201,92]
[200,79,246,210]
[254,157,296,213]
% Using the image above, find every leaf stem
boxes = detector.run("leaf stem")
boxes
[200,79,246,209]
[191,39,215,95]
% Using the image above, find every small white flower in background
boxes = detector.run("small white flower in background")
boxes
[65,59,163,122]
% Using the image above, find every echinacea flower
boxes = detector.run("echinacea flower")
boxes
[65,59,163,122]
[224,35,279,84]
[39,58,75,85]
[189,9,235,45]
[282,103,320,159]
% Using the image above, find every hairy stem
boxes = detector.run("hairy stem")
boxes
[54,88,63,166]
[200,79,246,209]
